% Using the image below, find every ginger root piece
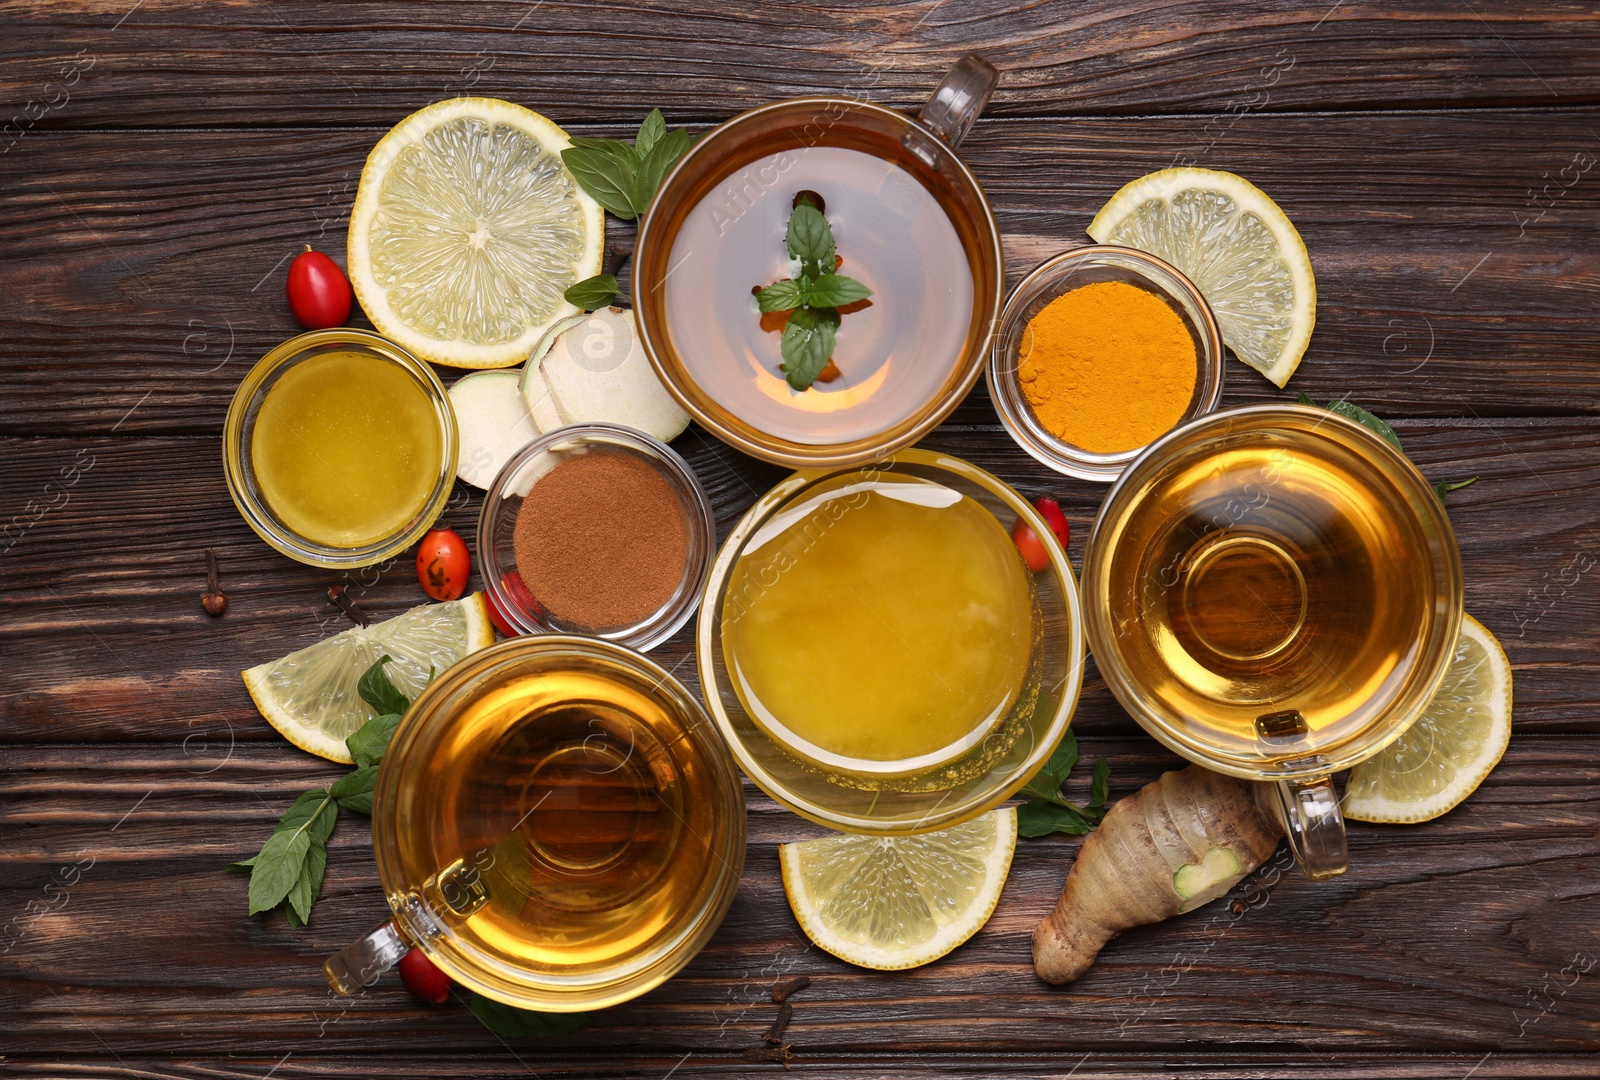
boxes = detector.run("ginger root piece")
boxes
[1032,765,1285,984]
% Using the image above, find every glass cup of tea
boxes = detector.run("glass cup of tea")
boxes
[323,636,746,1011]
[1081,404,1463,880]
[632,55,1005,468]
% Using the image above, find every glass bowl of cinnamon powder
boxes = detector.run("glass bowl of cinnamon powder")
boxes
[987,245,1225,483]
[478,424,715,651]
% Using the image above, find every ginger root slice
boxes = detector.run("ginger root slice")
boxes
[1032,765,1285,984]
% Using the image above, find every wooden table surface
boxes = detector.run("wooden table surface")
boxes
[4,2,1599,1077]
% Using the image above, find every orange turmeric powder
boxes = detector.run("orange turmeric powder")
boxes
[1018,280,1197,454]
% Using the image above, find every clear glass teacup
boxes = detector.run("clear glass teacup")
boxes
[1081,404,1463,879]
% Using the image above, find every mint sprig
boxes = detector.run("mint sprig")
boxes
[227,656,410,926]
[1296,393,1479,506]
[757,195,872,391]
[561,108,692,222]
[1016,731,1111,838]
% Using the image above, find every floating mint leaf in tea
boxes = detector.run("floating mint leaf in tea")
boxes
[756,194,872,391]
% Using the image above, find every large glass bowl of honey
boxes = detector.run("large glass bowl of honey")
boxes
[698,449,1085,834]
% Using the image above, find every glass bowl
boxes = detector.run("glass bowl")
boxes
[696,448,1085,835]
[479,423,715,652]
[223,328,457,568]
[988,245,1224,483]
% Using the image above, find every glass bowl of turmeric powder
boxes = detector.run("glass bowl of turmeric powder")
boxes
[987,245,1224,482]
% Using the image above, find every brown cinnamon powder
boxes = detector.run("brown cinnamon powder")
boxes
[512,450,689,630]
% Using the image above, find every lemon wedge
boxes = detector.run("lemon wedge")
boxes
[348,97,605,369]
[779,807,1016,970]
[1088,167,1315,388]
[242,594,495,763]
[1343,614,1512,824]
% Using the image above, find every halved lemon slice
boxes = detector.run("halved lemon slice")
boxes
[348,97,605,369]
[1088,168,1315,388]
[1343,614,1512,824]
[779,807,1016,970]
[242,594,495,763]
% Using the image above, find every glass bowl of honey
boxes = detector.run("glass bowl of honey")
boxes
[988,245,1225,483]
[224,329,457,568]
[697,449,1085,835]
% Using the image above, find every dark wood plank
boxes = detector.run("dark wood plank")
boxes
[2,738,1596,1055]
[3,1,1597,131]
[3,417,1597,745]
[4,109,1598,438]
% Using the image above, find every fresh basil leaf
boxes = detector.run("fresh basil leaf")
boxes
[637,127,692,203]
[248,826,312,915]
[1017,800,1094,838]
[346,713,402,768]
[1088,757,1111,814]
[635,108,666,157]
[786,202,834,268]
[565,274,623,312]
[801,273,871,308]
[331,766,379,814]
[757,279,803,313]
[357,656,410,718]
[779,306,839,391]
[562,144,642,219]
[1436,476,1478,502]
[468,991,593,1038]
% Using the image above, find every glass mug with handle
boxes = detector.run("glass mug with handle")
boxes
[323,636,746,1010]
[1081,404,1463,879]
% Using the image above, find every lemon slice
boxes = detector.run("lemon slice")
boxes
[779,807,1016,970]
[243,594,495,763]
[348,97,605,369]
[1088,168,1315,388]
[1343,614,1512,824]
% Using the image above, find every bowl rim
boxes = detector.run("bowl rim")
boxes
[696,447,1087,834]
[222,327,458,569]
[477,422,716,652]
[1080,402,1465,781]
[987,244,1225,483]
[631,95,1006,470]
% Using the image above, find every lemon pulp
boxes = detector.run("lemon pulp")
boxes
[721,477,1035,766]
[253,350,442,547]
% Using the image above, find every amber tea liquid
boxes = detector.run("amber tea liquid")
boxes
[1099,430,1437,763]
[390,664,730,987]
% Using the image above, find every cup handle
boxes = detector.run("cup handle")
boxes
[1271,775,1349,881]
[916,53,999,149]
[324,918,411,996]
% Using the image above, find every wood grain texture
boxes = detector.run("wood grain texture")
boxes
[3,108,1597,437]
[1,1,1597,130]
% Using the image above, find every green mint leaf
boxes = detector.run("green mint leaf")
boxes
[1296,391,1317,407]
[632,127,693,215]
[248,826,312,915]
[786,202,834,268]
[1325,399,1403,453]
[757,279,803,313]
[779,306,839,391]
[285,840,327,926]
[1019,731,1078,804]
[565,274,624,312]
[357,656,410,718]
[800,273,871,309]
[1017,800,1094,838]
[346,713,402,768]
[283,901,305,930]
[331,766,380,814]
[635,108,666,157]
[561,144,642,219]
[468,991,593,1038]
[272,789,339,844]
[1088,758,1111,815]
[1436,476,1479,503]
[224,857,256,873]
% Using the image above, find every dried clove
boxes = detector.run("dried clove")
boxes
[200,548,227,616]
[762,1001,793,1044]
[327,584,372,627]
[770,974,810,1003]
[741,1044,795,1068]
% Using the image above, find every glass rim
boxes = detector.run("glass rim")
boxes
[631,95,1006,470]
[477,422,716,653]
[222,328,458,569]
[1081,402,1465,780]
[988,244,1226,483]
